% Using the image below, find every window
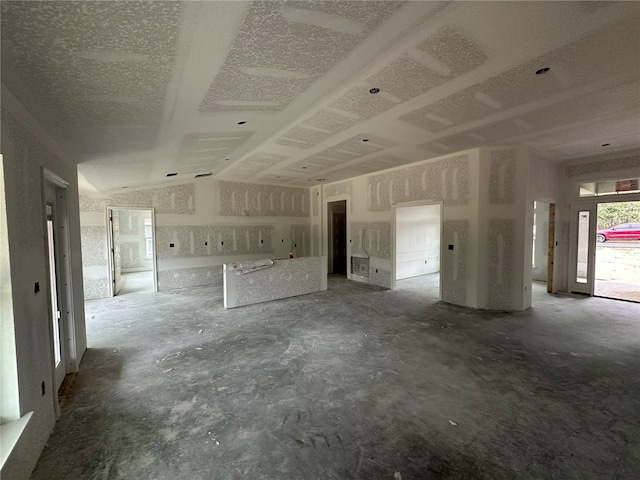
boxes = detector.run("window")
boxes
[579,177,640,197]
[144,219,153,257]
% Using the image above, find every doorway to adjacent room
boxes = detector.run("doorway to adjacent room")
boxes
[392,203,442,299]
[106,207,157,296]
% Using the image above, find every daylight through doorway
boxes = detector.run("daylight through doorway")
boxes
[594,200,640,302]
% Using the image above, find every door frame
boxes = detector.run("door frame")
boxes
[106,206,158,297]
[325,197,349,275]
[327,200,347,274]
[568,191,640,296]
[568,202,597,294]
[391,200,443,297]
[42,168,76,415]
[44,186,66,392]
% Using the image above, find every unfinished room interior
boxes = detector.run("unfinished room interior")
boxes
[1,1,639,479]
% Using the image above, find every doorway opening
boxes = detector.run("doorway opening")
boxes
[532,201,554,293]
[42,169,77,404]
[44,186,64,391]
[107,208,156,296]
[594,200,640,302]
[327,200,347,275]
[393,203,442,298]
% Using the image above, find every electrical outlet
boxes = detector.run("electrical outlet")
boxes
[41,381,46,396]
[169,243,175,248]
[204,241,208,246]
[34,282,40,294]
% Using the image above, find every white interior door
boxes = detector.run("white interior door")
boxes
[45,184,66,390]
[569,203,597,294]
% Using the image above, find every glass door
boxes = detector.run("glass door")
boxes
[45,185,66,390]
[569,203,597,294]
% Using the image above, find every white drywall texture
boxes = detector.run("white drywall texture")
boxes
[80,179,312,298]
[117,209,153,273]
[322,147,535,310]
[224,256,328,308]
[1,98,87,480]
[395,204,440,280]
[323,149,480,304]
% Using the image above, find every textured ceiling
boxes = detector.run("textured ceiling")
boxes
[1,0,639,193]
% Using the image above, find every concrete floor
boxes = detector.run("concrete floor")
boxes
[118,271,154,295]
[33,276,640,479]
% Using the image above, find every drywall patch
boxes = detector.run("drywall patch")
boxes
[489,150,516,204]
[79,184,196,214]
[83,277,110,300]
[324,180,353,199]
[158,266,223,291]
[312,186,320,216]
[417,26,488,77]
[350,222,391,259]
[199,1,403,113]
[79,195,110,213]
[156,225,274,259]
[120,242,143,269]
[368,267,391,289]
[275,125,331,149]
[487,219,515,309]
[176,131,253,169]
[442,220,468,305]
[368,155,469,211]
[1,2,183,155]
[312,224,320,256]
[81,226,107,266]
[218,181,308,217]
[117,210,141,235]
[291,225,311,257]
[565,154,640,178]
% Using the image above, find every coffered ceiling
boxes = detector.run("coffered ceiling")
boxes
[2,1,639,193]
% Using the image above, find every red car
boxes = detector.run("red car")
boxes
[596,223,640,242]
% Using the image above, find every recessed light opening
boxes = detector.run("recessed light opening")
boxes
[224,158,230,161]
[301,166,307,169]
[362,138,369,142]
[369,87,380,94]
[237,121,246,125]
[166,172,178,177]
[316,178,326,182]
[195,173,213,178]
[601,143,611,147]
[535,67,550,75]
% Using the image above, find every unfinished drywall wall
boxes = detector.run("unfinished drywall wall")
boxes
[395,204,440,280]
[117,210,152,273]
[1,99,86,480]
[323,147,533,310]
[324,149,478,303]
[80,179,311,297]
[80,226,109,299]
